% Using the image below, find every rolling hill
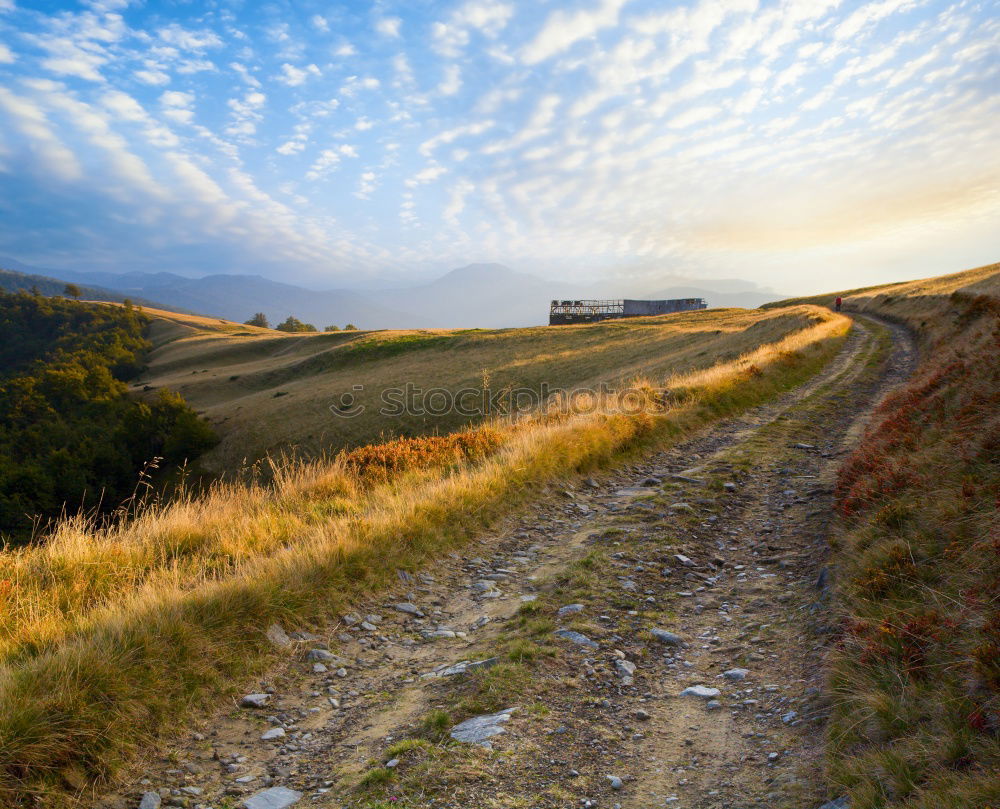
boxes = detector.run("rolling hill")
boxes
[132,303,830,472]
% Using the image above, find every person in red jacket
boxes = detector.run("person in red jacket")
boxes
[835,296,843,312]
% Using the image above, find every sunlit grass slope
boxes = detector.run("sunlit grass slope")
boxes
[821,262,1000,808]
[0,305,850,807]
[133,306,827,472]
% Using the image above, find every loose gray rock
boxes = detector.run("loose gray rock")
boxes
[393,602,424,617]
[385,758,400,768]
[557,603,584,617]
[553,629,599,649]
[615,659,636,684]
[650,628,685,647]
[138,793,161,809]
[706,699,722,710]
[243,786,303,809]
[816,799,849,809]
[722,668,749,681]
[427,656,501,678]
[450,708,516,748]
[424,629,457,639]
[260,727,286,741]
[680,685,721,699]
[266,624,291,648]
[240,693,271,708]
[306,648,335,662]
[607,775,623,790]
[342,613,360,626]
[673,553,695,567]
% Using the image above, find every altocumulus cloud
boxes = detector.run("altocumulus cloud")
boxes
[0,0,996,291]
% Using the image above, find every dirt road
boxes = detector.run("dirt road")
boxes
[106,315,915,809]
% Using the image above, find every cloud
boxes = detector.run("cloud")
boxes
[35,37,109,81]
[355,170,377,198]
[32,87,164,199]
[835,0,917,40]
[227,91,266,137]
[0,88,83,181]
[159,90,195,124]
[444,178,474,226]
[158,24,223,50]
[277,63,321,86]
[375,17,402,38]
[482,94,560,153]
[340,75,380,96]
[405,164,447,187]
[0,43,14,63]
[432,0,514,57]
[305,144,357,180]
[311,15,330,33]
[135,68,170,85]
[521,0,628,64]
[438,64,462,95]
[101,90,146,121]
[230,62,261,88]
[419,120,495,156]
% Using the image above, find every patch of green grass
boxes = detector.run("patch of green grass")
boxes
[458,662,532,715]
[385,738,432,759]
[358,767,394,789]
[418,709,452,742]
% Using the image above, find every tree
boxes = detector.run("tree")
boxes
[275,316,318,333]
[324,324,340,332]
[63,283,81,300]
[344,323,358,331]
[245,312,270,328]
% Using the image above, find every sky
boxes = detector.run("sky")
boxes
[0,0,997,294]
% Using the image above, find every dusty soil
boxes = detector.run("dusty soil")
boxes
[100,314,915,809]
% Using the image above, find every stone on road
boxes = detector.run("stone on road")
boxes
[243,786,303,809]
[450,708,516,748]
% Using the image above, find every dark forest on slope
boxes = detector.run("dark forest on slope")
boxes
[0,291,216,544]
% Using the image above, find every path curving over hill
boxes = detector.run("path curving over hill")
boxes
[102,315,916,809]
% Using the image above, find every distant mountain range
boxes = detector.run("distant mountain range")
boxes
[0,256,784,329]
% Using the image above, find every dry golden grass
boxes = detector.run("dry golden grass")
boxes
[823,262,1000,809]
[130,306,826,472]
[0,306,850,806]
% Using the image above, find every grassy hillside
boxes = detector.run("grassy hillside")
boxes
[0,304,850,807]
[133,306,829,472]
[821,263,1000,807]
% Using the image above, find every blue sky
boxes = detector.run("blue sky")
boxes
[0,0,997,292]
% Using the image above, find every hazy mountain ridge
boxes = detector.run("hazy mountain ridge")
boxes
[0,256,783,329]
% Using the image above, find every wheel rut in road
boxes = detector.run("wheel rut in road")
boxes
[103,315,915,809]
